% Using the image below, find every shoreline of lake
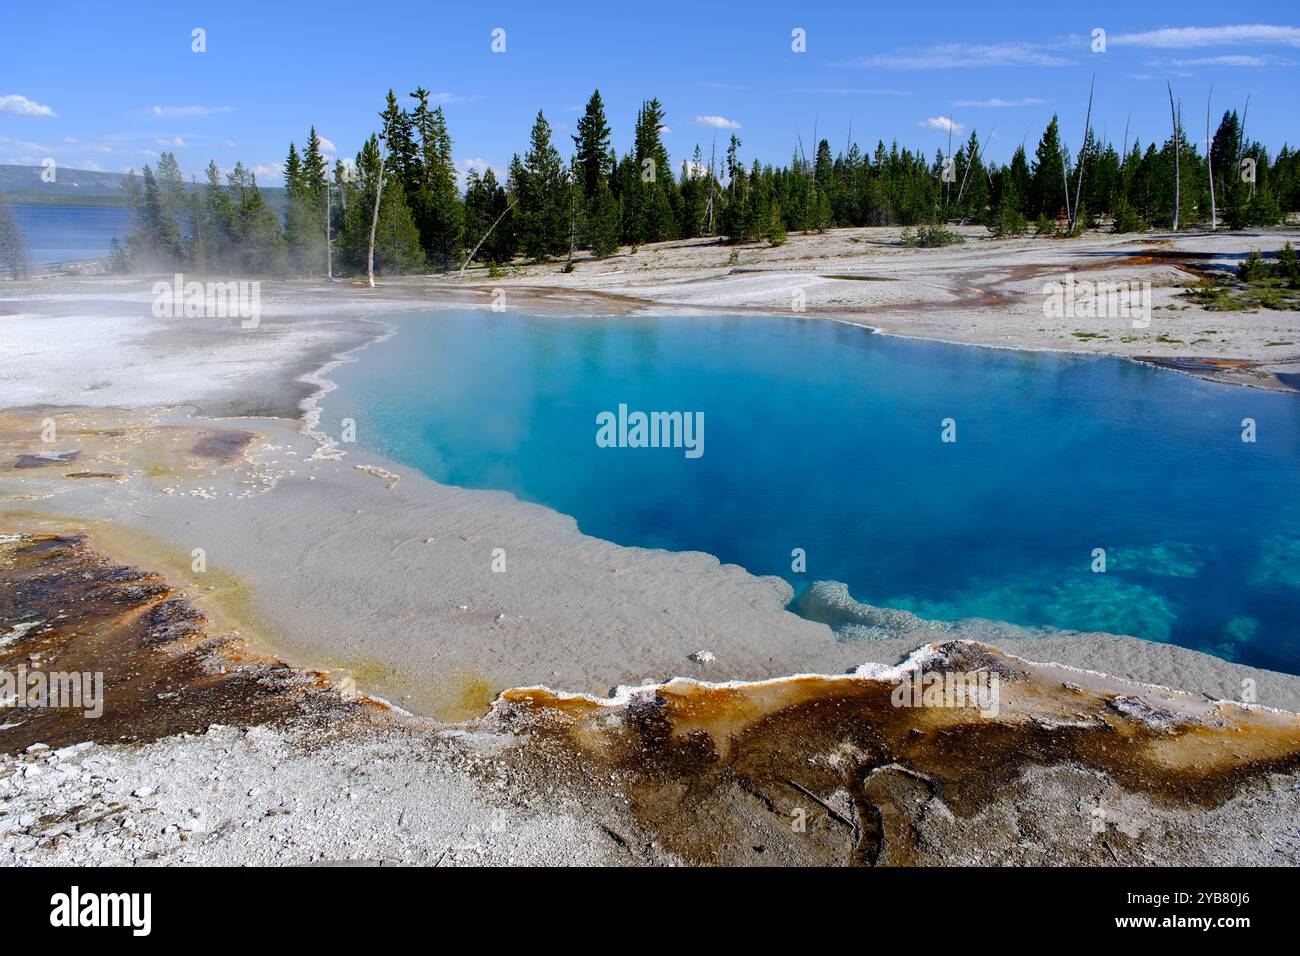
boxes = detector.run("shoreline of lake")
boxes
[1,270,1297,711]
[4,265,1300,866]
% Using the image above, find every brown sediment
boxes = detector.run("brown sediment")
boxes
[493,642,1300,866]
[190,429,257,463]
[460,283,654,314]
[1133,354,1300,393]
[15,451,80,469]
[0,531,359,755]
[0,409,268,485]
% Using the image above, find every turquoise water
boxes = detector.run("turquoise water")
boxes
[11,205,135,263]
[326,310,1300,674]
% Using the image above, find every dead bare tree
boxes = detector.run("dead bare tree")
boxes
[945,116,954,212]
[367,152,385,288]
[1060,142,1072,229]
[1167,81,1181,232]
[954,123,996,222]
[1206,86,1216,231]
[1068,76,1095,235]
[458,198,518,278]
[1240,93,1254,199]
[324,180,333,280]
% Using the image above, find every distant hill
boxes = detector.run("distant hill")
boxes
[0,164,287,212]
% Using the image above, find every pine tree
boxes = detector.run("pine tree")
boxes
[131,153,186,265]
[588,178,620,257]
[516,110,570,260]
[408,88,463,269]
[573,89,613,201]
[341,134,423,274]
[378,91,418,187]
[1030,116,1067,219]
[227,162,288,275]
[0,187,29,279]
[283,142,316,273]
[203,160,237,271]
[765,199,787,247]
[632,99,676,243]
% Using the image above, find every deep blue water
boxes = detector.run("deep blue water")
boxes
[10,205,135,263]
[326,310,1300,674]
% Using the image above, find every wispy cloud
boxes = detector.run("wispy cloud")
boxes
[694,115,741,129]
[849,43,1068,70]
[251,162,283,182]
[952,97,1044,108]
[0,134,55,153]
[795,87,912,97]
[1109,24,1300,49]
[156,136,188,148]
[147,105,234,118]
[1164,54,1295,67]
[456,156,500,187]
[0,94,56,117]
[920,116,965,133]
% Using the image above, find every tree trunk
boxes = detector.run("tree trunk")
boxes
[458,199,518,278]
[1206,87,1216,231]
[367,154,384,289]
[324,182,333,280]
[1168,82,1180,232]
[1069,77,1094,235]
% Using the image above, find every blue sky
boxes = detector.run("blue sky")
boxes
[2,0,1298,186]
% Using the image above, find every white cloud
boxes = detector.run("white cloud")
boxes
[252,163,283,182]
[156,136,188,148]
[920,116,965,133]
[0,94,56,117]
[796,87,912,97]
[318,136,337,154]
[851,43,1068,70]
[148,105,233,118]
[694,115,741,129]
[953,97,1044,108]
[1165,54,1294,67]
[0,134,54,153]
[1110,24,1300,49]
[457,156,502,188]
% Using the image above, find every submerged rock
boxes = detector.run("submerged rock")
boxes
[796,581,952,641]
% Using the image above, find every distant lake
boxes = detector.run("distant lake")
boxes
[327,310,1300,676]
[9,204,135,264]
